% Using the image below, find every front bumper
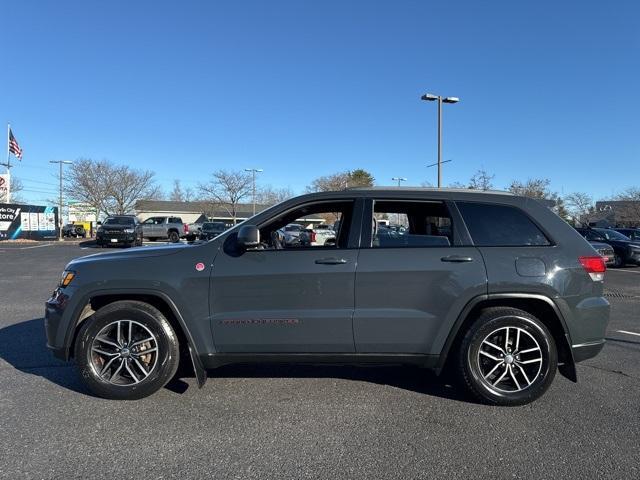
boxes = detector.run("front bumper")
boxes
[44,287,72,360]
[97,233,137,245]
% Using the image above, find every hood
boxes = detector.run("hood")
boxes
[70,243,190,266]
[100,224,134,230]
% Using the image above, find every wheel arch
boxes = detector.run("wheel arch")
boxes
[67,290,206,387]
[438,293,576,382]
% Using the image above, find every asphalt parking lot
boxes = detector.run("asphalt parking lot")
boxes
[0,242,638,479]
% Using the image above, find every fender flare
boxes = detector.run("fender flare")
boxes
[436,293,577,382]
[64,288,207,388]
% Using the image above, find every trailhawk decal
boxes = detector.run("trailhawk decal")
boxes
[219,318,301,326]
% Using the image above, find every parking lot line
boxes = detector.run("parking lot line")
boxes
[616,330,640,338]
[608,269,640,275]
[19,243,55,250]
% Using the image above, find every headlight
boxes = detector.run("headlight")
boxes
[97,226,103,233]
[60,270,76,287]
[124,228,134,233]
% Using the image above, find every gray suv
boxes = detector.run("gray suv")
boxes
[140,216,188,242]
[45,189,610,405]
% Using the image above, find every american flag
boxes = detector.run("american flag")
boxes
[9,128,22,160]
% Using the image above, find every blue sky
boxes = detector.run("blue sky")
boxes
[2,0,638,204]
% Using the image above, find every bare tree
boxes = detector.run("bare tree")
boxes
[110,164,161,214]
[507,178,552,199]
[565,192,594,222]
[198,170,253,224]
[306,169,374,193]
[65,158,160,216]
[613,187,640,226]
[0,176,24,203]
[64,158,115,216]
[169,179,196,202]
[256,185,294,206]
[507,178,569,220]
[468,169,495,191]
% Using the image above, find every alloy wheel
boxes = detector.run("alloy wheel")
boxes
[89,320,159,386]
[476,326,543,393]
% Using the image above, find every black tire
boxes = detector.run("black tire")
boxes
[457,307,557,406]
[74,300,180,400]
[613,254,624,268]
[168,230,180,243]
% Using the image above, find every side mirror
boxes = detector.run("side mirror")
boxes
[237,225,260,249]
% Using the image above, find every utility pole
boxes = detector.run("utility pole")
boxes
[50,160,72,240]
[244,168,263,216]
[420,93,459,187]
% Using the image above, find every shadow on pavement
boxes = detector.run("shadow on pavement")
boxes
[0,318,86,394]
[210,363,473,403]
[78,239,97,248]
[0,319,473,402]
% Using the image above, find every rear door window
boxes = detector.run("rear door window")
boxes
[370,200,453,248]
[457,202,550,246]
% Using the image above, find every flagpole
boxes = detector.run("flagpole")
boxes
[3,123,10,202]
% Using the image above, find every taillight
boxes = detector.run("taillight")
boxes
[184,224,189,233]
[310,231,316,243]
[579,256,606,281]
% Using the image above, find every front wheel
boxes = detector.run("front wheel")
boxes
[457,307,557,406]
[74,300,180,400]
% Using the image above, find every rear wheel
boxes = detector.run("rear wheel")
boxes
[457,307,557,406]
[168,231,180,243]
[613,254,624,268]
[74,301,180,400]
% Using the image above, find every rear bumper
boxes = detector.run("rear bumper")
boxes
[572,340,605,363]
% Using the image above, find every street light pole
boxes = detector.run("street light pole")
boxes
[50,160,72,240]
[392,176,407,188]
[421,93,459,188]
[244,168,263,216]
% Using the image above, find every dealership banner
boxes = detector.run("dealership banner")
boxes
[0,203,59,241]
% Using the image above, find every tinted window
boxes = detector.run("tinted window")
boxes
[595,228,629,241]
[457,202,550,246]
[104,217,135,225]
[371,200,453,248]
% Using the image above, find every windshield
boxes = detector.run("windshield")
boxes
[203,222,225,230]
[104,217,135,225]
[595,228,630,241]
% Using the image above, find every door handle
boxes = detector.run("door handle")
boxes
[441,255,474,263]
[315,257,348,265]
